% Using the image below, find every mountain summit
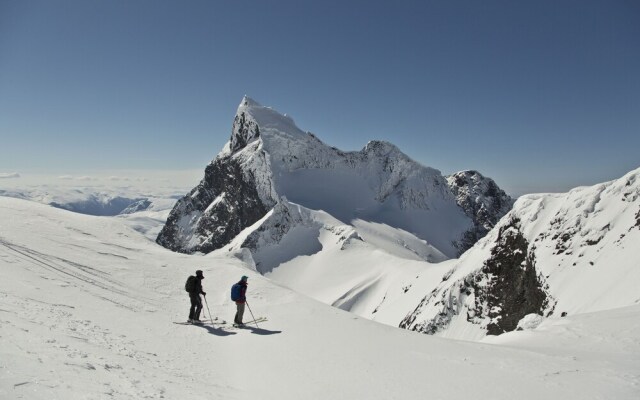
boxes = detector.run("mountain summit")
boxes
[157,97,512,258]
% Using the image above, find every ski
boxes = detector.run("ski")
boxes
[236,317,267,325]
[173,317,264,327]
[248,317,268,323]
[173,319,228,326]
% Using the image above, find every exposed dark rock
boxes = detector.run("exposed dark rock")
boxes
[156,156,269,254]
[471,218,552,335]
[585,237,602,246]
[410,282,467,334]
[447,170,514,255]
[230,111,260,152]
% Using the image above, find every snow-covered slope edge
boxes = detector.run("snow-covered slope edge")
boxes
[2,196,639,399]
[398,167,640,340]
[157,96,512,258]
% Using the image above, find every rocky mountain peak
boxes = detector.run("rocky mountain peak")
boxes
[240,95,261,108]
[158,97,513,259]
[447,170,514,255]
[363,140,402,157]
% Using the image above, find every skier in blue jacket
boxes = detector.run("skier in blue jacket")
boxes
[233,276,248,325]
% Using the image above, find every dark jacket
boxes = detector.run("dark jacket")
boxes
[235,281,247,304]
[191,276,206,296]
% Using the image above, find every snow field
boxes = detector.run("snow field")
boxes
[1,197,639,399]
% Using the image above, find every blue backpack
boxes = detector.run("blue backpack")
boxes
[231,283,242,301]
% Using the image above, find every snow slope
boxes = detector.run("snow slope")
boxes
[2,196,639,399]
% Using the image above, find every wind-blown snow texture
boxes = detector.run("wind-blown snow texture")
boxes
[157,96,512,258]
[1,196,639,399]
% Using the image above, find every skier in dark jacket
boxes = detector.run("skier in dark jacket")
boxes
[188,270,207,323]
[234,276,248,325]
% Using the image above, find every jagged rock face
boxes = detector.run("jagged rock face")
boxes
[230,110,260,152]
[156,156,269,254]
[469,219,552,335]
[447,170,514,256]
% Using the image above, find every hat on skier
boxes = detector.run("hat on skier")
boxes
[241,275,248,281]
[196,270,204,278]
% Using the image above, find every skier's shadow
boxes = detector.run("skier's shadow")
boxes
[196,324,237,337]
[238,326,282,336]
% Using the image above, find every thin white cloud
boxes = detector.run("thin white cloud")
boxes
[0,172,20,179]
[57,175,97,181]
[108,176,131,181]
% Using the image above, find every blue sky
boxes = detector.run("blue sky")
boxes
[0,0,638,195]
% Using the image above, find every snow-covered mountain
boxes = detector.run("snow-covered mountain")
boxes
[397,167,640,340]
[157,96,512,259]
[2,196,639,399]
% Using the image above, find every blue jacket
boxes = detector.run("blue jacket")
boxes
[236,281,247,303]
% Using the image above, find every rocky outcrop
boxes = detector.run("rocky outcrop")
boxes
[447,170,514,255]
[399,218,554,336]
[156,156,270,254]
[468,219,552,335]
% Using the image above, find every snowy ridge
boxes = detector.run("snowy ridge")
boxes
[398,167,640,340]
[224,199,362,274]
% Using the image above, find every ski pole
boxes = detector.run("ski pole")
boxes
[203,295,214,324]
[245,300,259,328]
